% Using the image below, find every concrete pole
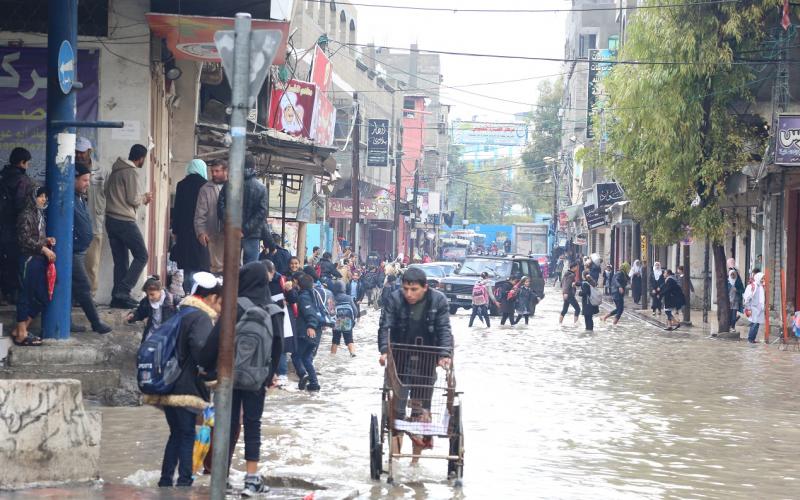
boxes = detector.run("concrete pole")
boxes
[350,94,361,256]
[297,221,307,266]
[210,13,251,500]
[682,243,691,324]
[42,0,78,339]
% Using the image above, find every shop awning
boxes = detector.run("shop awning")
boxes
[195,123,336,178]
[145,13,289,64]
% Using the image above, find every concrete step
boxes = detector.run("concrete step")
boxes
[0,364,121,396]
[9,344,107,366]
[0,304,141,333]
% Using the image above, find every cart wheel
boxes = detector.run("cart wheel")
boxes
[447,404,464,480]
[370,414,382,480]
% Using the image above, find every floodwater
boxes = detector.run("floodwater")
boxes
[9,285,800,499]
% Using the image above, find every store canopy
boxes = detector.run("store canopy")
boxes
[145,13,289,64]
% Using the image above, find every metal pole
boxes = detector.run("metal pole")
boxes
[210,12,251,500]
[462,181,468,229]
[391,96,399,256]
[351,94,361,255]
[412,164,419,260]
[43,0,78,340]
[281,173,287,242]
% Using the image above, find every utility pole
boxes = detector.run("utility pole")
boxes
[703,237,710,324]
[210,13,251,500]
[462,181,468,228]
[392,95,401,257]
[412,163,420,260]
[43,0,123,339]
[351,93,361,257]
[682,243,691,324]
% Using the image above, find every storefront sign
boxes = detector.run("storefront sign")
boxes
[310,46,332,94]
[367,118,389,167]
[587,49,616,139]
[327,193,394,221]
[640,234,648,260]
[0,47,99,181]
[309,46,335,147]
[268,79,316,140]
[583,203,606,229]
[594,182,625,208]
[776,114,800,166]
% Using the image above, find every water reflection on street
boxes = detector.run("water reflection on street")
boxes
[69,288,800,498]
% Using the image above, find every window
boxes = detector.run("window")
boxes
[608,35,620,51]
[578,33,597,59]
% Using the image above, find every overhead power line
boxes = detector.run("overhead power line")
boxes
[303,0,739,14]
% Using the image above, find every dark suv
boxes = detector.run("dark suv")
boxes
[439,255,545,315]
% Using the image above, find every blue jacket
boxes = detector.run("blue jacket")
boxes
[296,288,321,344]
[73,192,93,253]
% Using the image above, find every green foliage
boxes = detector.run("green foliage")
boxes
[585,0,779,245]
[522,78,564,169]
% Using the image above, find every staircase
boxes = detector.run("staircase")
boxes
[0,306,143,406]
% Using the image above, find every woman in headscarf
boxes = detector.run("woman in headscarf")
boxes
[170,159,210,293]
[726,269,743,333]
[742,272,765,343]
[649,261,665,316]
[629,259,643,304]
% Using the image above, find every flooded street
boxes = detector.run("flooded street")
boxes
[14,287,800,499]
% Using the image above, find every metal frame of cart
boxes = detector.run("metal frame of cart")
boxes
[370,342,465,485]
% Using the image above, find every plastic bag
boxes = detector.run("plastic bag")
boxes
[192,406,214,474]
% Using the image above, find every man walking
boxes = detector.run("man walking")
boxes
[105,144,152,308]
[0,147,34,303]
[71,164,112,334]
[171,159,210,292]
[195,159,227,274]
[76,137,107,296]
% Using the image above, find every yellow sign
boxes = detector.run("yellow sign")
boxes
[640,235,648,261]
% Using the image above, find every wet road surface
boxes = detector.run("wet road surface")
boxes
[6,287,800,499]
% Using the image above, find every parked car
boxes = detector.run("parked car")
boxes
[408,262,459,289]
[438,255,545,315]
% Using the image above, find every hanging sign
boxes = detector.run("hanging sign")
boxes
[367,118,389,167]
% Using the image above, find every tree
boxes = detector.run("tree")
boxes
[586,1,780,333]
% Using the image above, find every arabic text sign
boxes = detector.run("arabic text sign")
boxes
[0,47,99,182]
[776,114,800,166]
[587,49,616,139]
[327,197,394,221]
[583,203,606,229]
[452,121,528,146]
[367,118,389,167]
[594,182,625,208]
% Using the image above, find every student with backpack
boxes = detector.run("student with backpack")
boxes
[601,262,630,326]
[139,272,222,489]
[294,273,322,391]
[512,277,538,326]
[127,275,180,341]
[330,281,359,357]
[662,269,685,331]
[559,261,581,327]
[227,261,283,496]
[496,278,519,326]
[469,272,498,328]
[578,272,600,331]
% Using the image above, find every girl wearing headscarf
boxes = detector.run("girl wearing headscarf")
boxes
[726,269,743,332]
[742,272,765,343]
[649,261,665,316]
[170,159,210,293]
[629,259,643,304]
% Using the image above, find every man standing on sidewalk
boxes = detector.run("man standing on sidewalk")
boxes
[217,154,267,264]
[71,164,112,334]
[76,137,108,298]
[195,160,227,274]
[105,144,152,308]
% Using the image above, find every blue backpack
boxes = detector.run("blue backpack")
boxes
[335,302,356,332]
[136,306,196,395]
[312,284,336,327]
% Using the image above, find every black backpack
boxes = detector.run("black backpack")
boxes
[233,297,282,391]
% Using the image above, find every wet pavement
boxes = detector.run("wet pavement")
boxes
[5,284,800,499]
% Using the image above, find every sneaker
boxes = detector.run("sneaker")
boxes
[350,352,357,358]
[241,475,269,497]
[70,324,87,333]
[92,322,112,334]
[276,375,288,388]
[298,374,309,390]
[307,383,321,392]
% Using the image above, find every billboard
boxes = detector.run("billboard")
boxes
[309,45,335,146]
[367,118,389,167]
[587,49,616,139]
[268,79,316,139]
[0,47,99,182]
[451,121,528,146]
[776,114,800,166]
[594,182,625,208]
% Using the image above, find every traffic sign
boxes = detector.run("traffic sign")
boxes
[57,40,75,95]
[214,29,283,107]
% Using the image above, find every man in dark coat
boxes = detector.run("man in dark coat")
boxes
[318,251,341,285]
[218,154,267,264]
[0,147,33,303]
[171,160,210,293]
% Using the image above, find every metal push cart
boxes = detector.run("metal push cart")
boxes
[370,342,464,485]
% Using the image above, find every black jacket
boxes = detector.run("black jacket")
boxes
[496,281,516,314]
[0,164,32,237]
[171,173,210,271]
[378,288,453,356]
[237,262,284,386]
[662,275,685,309]
[611,271,629,298]
[296,288,321,345]
[578,281,599,315]
[217,169,268,239]
[132,291,180,339]
[73,192,93,254]
[261,246,292,276]
[318,257,341,279]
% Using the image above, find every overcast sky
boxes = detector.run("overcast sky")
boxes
[354,0,567,122]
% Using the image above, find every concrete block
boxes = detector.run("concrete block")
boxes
[0,366,121,397]
[0,379,101,489]
[9,345,107,366]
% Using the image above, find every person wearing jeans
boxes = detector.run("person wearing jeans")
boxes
[104,144,152,308]
[242,237,261,264]
[160,406,196,487]
[469,272,497,328]
[294,273,321,391]
[217,154,267,266]
[602,262,630,326]
[743,272,765,343]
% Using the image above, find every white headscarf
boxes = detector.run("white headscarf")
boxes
[629,259,642,278]
[653,262,663,281]
[728,270,737,286]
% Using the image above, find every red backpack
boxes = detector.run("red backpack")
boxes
[472,281,488,305]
